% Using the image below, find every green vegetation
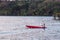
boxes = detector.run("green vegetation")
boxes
[0,0,60,16]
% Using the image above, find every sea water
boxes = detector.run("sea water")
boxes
[0,16,60,40]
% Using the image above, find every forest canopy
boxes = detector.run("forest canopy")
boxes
[0,0,60,16]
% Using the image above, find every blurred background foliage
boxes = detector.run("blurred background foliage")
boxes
[0,0,60,16]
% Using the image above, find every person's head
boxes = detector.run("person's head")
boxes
[43,23,45,27]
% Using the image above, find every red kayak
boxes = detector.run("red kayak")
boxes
[26,23,46,30]
[26,25,46,29]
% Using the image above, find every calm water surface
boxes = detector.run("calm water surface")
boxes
[0,16,60,40]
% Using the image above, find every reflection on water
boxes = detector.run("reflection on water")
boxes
[0,16,60,40]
